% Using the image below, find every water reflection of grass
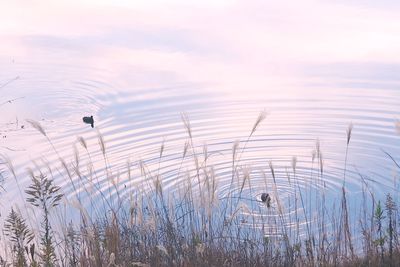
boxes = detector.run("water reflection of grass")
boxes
[1,114,400,266]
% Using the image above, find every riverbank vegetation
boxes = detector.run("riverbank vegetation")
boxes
[0,113,399,266]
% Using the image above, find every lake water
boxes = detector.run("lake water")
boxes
[1,1,400,235]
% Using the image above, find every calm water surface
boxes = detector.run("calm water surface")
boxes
[1,1,400,235]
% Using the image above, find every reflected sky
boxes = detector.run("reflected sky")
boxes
[2,1,400,88]
[1,0,400,234]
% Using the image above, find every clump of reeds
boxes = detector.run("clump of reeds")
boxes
[25,173,63,266]
[3,208,35,266]
[385,194,396,263]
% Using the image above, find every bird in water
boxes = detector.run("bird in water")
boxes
[82,115,94,128]
[261,193,271,208]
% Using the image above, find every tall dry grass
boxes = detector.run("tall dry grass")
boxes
[0,116,399,266]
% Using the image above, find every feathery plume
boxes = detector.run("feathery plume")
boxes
[26,119,46,137]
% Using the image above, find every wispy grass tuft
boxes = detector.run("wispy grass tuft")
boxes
[251,110,267,137]
[346,122,353,145]
[26,119,46,137]
[97,129,106,157]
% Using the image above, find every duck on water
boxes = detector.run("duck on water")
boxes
[261,193,271,208]
[83,115,94,128]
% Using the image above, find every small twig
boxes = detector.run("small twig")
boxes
[0,96,25,107]
[381,148,400,169]
[0,76,19,91]
[0,146,26,152]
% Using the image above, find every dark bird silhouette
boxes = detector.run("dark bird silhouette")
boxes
[261,193,271,208]
[82,115,94,128]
